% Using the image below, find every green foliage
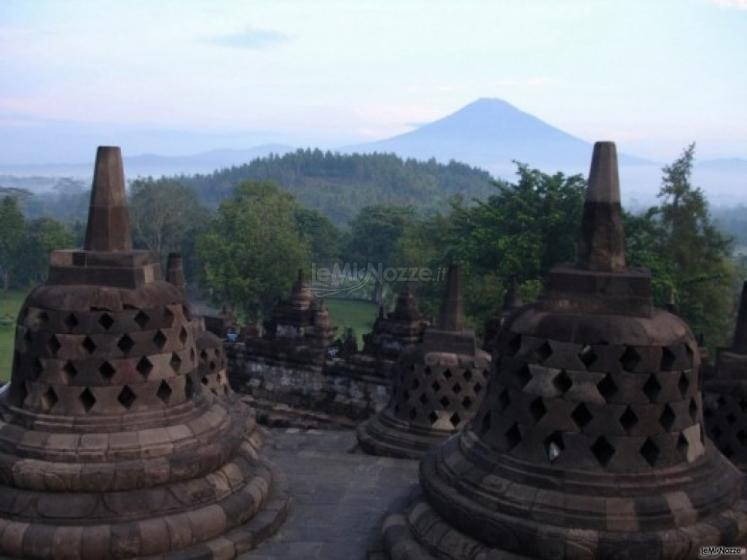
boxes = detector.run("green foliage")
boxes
[294,206,341,264]
[129,177,209,283]
[451,166,586,281]
[0,197,26,290]
[196,181,309,320]
[344,205,417,268]
[391,166,585,328]
[130,177,207,255]
[632,144,736,347]
[175,149,494,225]
[14,218,74,285]
[0,289,27,382]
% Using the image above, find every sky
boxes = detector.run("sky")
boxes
[1,0,746,164]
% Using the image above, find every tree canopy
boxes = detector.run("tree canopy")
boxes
[175,149,494,225]
[196,181,310,320]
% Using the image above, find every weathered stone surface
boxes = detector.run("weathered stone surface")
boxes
[375,142,747,559]
[0,146,287,559]
[229,276,429,429]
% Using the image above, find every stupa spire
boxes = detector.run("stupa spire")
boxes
[84,146,132,252]
[438,264,464,331]
[166,252,186,290]
[576,141,626,272]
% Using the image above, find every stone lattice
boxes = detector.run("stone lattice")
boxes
[376,142,747,559]
[0,147,288,559]
[357,265,491,458]
[704,280,747,471]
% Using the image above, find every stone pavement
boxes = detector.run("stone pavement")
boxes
[241,428,419,560]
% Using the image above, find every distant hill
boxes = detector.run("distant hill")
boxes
[124,144,294,176]
[0,144,294,184]
[345,98,652,173]
[175,149,496,225]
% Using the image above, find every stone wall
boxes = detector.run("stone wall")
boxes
[226,342,390,429]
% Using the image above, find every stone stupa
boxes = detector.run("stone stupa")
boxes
[0,147,288,559]
[376,142,747,559]
[704,280,747,471]
[357,265,491,459]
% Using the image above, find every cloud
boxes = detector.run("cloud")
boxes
[710,0,747,8]
[204,28,290,49]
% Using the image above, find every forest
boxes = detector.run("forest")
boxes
[0,146,744,357]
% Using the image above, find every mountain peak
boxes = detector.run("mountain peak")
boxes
[346,97,651,171]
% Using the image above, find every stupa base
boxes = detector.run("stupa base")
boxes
[357,412,450,460]
[156,466,291,560]
[376,488,747,560]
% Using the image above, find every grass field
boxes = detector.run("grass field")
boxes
[0,290,26,382]
[325,297,379,346]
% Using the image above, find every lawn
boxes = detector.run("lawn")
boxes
[325,297,379,346]
[0,289,26,382]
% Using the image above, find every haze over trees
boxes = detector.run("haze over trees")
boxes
[0,145,742,350]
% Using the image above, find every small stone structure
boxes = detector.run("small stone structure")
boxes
[228,271,384,427]
[357,265,491,459]
[376,142,747,559]
[325,283,429,383]
[166,252,186,292]
[362,284,429,369]
[0,147,288,559]
[704,280,747,470]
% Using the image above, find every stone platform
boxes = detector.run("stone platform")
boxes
[240,428,418,560]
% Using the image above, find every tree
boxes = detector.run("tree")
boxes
[451,164,586,288]
[196,181,309,321]
[0,197,25,290]
[649,144,735,346]
[344,205,417,268]
[129,178,207,257]
[294,206,341,265]
[14,218,74,285]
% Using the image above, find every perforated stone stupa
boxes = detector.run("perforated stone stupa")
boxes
[376,142,747,559]
[0,147,288,559]
[704,280,747,471]
[357,265,491,459]
[362,284,429,367]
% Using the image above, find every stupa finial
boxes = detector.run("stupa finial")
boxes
[438,264,464,331]
[84,146,132,252]
[576,141,626,272]
[166,252,186,290]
